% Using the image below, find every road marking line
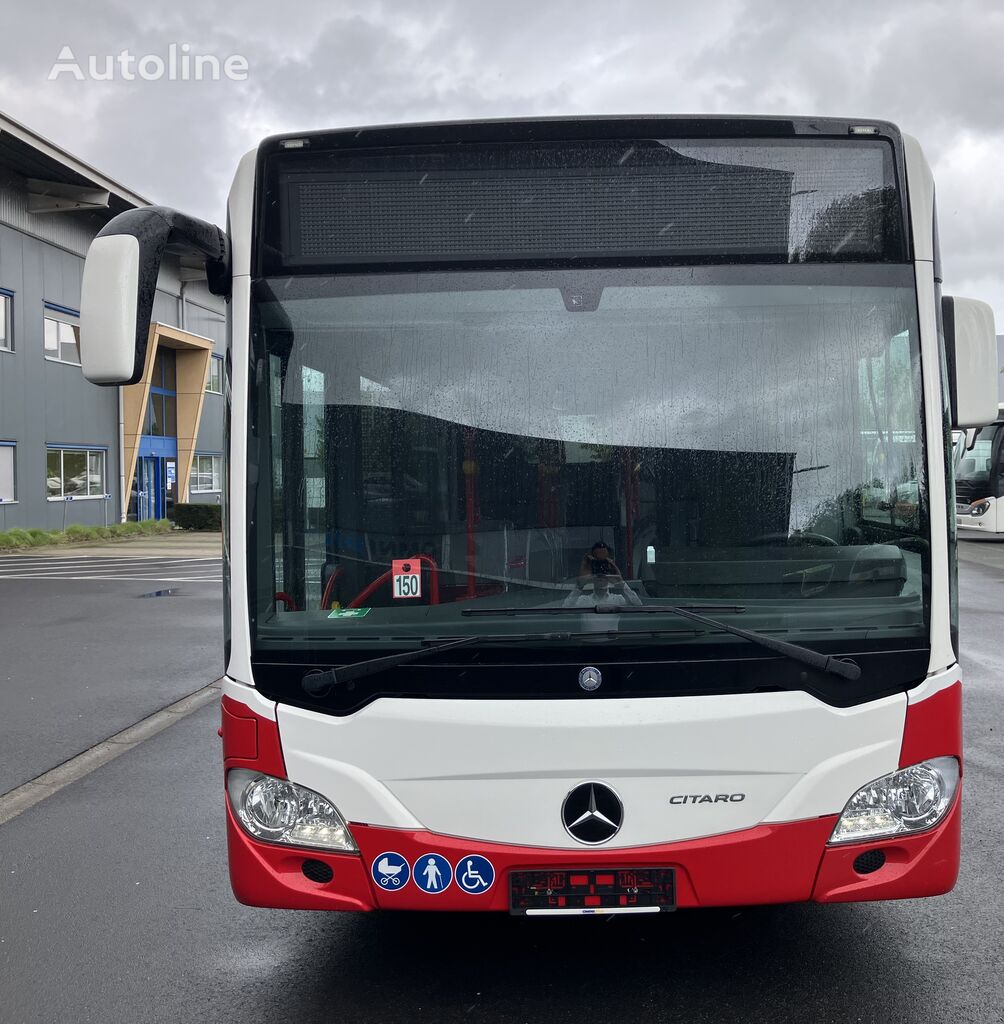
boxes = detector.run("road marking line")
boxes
[0,567,221,577]
[0,556,222,568]
[0,553,222,561]
[0,574,222,582]
[0,681,222,827]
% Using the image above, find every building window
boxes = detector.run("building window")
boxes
[206,355,223,394]
[46,447,106,500]
[144,392,178,437]
[43,305,81,366]
[152,347,177,390]
[191,454,222,493]
[0,290,13,352]
[0,443,15,502]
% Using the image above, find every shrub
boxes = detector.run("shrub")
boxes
[65,524,94,540]
[174,503,222,531]
[0,531,21,549]
[27,528,54,546]
[118,521,144,536]
[3,528,34,548]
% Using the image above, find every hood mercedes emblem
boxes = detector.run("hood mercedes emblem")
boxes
[578,666,602,691]
[561,782,623,845]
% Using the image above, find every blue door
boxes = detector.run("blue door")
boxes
[139,457,157,520]
[138,457,174,520]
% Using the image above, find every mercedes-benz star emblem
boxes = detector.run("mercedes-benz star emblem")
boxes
[561,782,624,845]
[578,666,602,692]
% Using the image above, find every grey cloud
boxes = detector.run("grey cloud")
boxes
[0,0,1001,316]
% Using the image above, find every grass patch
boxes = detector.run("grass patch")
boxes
[65,524,100,541]
[2,528,34,549]
[0,519,177,551]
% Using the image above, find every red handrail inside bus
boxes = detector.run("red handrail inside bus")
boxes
[274,591,299,612]
[347,555,441,608]
[319,567,343,610]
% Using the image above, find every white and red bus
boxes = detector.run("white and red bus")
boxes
[955,405,1004,535]
[80,117,999,915]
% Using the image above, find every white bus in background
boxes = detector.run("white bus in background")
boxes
[956,405,1004,536]
[78,116,998,916]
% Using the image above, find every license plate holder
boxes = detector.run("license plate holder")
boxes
[509,867,676,915]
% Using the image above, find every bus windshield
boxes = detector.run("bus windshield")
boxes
[248,263,928,656]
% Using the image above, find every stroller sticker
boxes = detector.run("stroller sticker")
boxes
[413,853,452,894]
[372,851,410,890]
[455,855,495,894]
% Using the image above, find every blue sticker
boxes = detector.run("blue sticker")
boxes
[371,851,410,890]
[455,854,495,894]
[412,853,453,894]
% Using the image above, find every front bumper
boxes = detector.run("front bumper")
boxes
[226,792,961,912]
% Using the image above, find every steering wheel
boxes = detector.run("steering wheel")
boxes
[743,532,839,548]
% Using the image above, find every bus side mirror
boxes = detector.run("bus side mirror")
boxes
[80,206,230,386]
[943,295,998,429]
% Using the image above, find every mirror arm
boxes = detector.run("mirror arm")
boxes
[86,206,230,385]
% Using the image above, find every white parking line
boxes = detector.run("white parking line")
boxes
[0,563,220,576]
[0,574,222,582]
[0,555,223,582]
[0,556,221,568]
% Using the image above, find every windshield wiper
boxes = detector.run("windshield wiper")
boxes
[302,635,483,695]
[300,626,703,697]
[462,605,861,681]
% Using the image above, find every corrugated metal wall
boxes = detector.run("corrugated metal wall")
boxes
[0,171,109,258]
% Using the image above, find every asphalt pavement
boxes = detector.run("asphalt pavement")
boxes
[0,538,223,793]
[0,539,1001,1023]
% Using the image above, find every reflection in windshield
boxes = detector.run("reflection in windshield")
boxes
[250,266,928,651]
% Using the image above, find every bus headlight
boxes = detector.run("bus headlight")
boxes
[226,769,358,852]
[829,757,959,844]
[969,499,991,517]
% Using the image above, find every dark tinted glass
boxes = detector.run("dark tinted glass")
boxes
[265,138,904,272]
[153,348,177,390]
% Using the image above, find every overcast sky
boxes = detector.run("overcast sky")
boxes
[1,0,1002,320]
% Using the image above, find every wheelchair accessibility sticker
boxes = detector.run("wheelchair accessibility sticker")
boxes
[413,853,452,894]
[372,851,410,889]
[456,854,495,894]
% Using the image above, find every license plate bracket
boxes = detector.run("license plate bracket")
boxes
[509,867,676,915]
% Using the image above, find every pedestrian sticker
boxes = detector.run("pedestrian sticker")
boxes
[372,851,410,889]
[413,853,452,894]
[456,854,495,894]
[328,607,371,619]
[391,559,422,599]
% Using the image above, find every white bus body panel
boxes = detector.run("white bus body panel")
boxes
[957,498,1003,534]
[225,150,257,688]
[903,135,955,676]
[276,689,906,849]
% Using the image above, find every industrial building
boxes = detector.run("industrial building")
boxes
[0,111,225,530]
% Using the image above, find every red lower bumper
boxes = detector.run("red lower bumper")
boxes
[226,793,961,912]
